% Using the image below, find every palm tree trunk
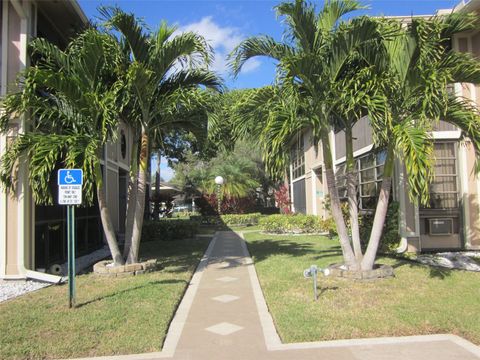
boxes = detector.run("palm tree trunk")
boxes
[321,131,358,270]
[345,126,363,262]
[127,128,149,264]
[152,151,161,219]
[94,162,124,266]
[123,139,138,259]
[361,145,394,270]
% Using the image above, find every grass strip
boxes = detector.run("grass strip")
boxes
[0,237,210,359]
[243,232,480,344]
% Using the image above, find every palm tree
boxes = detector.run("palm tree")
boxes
[0,29,126,265]
[360,13,480,270]
[101,8,222,264]
[230,0,388,270]
[230,1,480,271]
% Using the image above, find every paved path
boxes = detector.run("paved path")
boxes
[72,231,480,360]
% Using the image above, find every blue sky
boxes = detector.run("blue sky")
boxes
[78,0,459,180]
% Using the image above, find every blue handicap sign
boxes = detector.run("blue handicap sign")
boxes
[58,169,83,185]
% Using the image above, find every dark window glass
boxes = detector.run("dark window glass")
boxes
[423,142,458,209]
[335,150,386,209]
[291,134,305,179]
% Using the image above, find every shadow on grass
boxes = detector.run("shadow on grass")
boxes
[76,279,186,308]
[160,254,203,274]
[386,255,453,279]
[319,286,339,296]
[312,246,342,261]
[246,239,317,263]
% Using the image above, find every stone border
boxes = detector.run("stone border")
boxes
[93,259,159,277]
[327,263,394,280]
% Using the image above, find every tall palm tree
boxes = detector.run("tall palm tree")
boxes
[230,0,388,270]
[231,1,480,271]
[0,29,126,265]
[360,13,480,270]
[101,8,222,263]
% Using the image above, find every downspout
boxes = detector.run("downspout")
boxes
[396,237,409,253]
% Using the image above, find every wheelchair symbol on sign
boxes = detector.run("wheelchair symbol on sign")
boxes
[64,171,76,184]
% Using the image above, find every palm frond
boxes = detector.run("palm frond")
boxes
[317,0,366,34]
[100,6,150,63]
[276,0,317,53]
[229,36,296,77]
[152,31,213,76]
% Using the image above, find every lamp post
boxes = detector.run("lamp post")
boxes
[214,175,224,215]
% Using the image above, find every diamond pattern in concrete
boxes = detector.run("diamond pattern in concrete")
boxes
[205,322,244,336]
[212,294,240,303]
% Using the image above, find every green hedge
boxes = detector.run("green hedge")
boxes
[259,214,335,234]
[220,213,263,226]
[141,219,199,242]
[190,213,263,226]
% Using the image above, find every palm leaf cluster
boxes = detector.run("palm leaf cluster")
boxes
[228,0,480,270]
[0,30,122,205]
[0,9,222,265]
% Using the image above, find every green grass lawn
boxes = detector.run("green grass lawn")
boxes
[243,232,480,345]
[0,237,210,360]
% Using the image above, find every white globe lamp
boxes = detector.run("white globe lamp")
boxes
[214,176,224,214]
[215,176,224,185]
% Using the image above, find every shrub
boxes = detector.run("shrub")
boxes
[190,213,263,226]
[274,183,292,214]
[141,219,199,242]
[196,194,257,215]
[359,201,400,253]
[220,213,263,226]
[259,214,333,234]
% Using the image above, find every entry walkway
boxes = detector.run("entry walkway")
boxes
[72,231,480,360]
[168,231,480,360]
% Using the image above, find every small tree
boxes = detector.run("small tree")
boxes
[101,8,222,264]
[0,29,126,265]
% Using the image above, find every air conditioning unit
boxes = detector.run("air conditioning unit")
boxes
[429,218,453,235]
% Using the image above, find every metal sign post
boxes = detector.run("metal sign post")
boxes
[58,169,83,308]
[67,205,76,308]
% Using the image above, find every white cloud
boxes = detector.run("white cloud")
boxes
[241,58,262,74]
[178,17,261,75]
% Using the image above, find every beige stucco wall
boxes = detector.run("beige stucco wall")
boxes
[3,2,28,277]
[420,235,461,249]
[301,129,326,215]
[466,142,480,247]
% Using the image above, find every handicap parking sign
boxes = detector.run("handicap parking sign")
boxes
[58,169,83,205]
[58,169,83,185]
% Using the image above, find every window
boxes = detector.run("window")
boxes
[335,150,386,209]
[358,151,385,209]
[336,163,347,199]
[291,135,305,179]
[425,142,458,209]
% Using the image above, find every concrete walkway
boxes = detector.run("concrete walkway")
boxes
[71,231,480,360]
